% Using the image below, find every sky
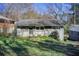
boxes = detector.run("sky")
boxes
[33,3,72,14]
[0,3,5,12]
[0,3,72,14]
[33,3,48,14]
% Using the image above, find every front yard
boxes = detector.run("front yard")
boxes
[0,36,79,56]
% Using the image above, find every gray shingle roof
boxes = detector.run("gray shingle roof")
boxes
[16,19,63,27]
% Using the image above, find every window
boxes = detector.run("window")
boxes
[36,27,40,30]
[10,21,14,24]
[45,26,52,29]
[0,19,5,23]
[40,27,44,30]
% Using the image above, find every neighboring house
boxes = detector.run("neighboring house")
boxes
[16,19,64,40]
[69,25,79,40]
[0,15,15,34]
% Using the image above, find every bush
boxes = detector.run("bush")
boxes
[49,31,58,39]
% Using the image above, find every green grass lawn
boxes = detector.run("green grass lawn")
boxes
[0,36,79,56]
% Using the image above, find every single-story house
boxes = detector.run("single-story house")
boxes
[16,19,64,40]
[0,15,15,34]
[69,25,79,40]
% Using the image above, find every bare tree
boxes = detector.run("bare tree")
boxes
[3,3,32,20]
[46,4,66,21]
[22,7,41,19]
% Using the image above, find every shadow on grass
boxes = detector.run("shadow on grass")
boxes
[37,40,79,56]
[0,37,79,56]
[0,41,30,56]
[7,42,30,56]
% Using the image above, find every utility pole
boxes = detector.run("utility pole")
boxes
[74,3,76,25]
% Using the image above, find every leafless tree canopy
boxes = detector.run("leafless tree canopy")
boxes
[0,3,72,22]
[2,3,32,20]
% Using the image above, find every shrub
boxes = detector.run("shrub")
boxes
[49,31,58,40]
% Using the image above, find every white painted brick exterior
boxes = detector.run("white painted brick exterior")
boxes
[16,28,64,40]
